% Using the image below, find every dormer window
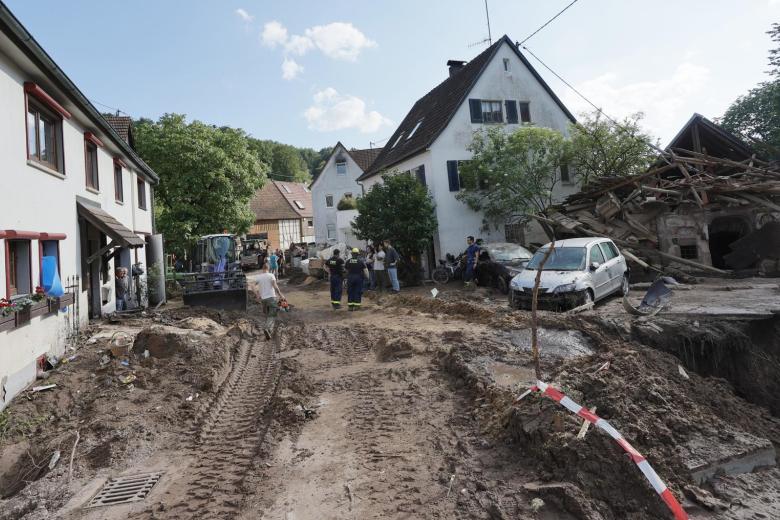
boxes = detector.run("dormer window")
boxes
[281,184,292,193]
[294,200,305,209]
[391,132,405,148]
[407,120,423,140]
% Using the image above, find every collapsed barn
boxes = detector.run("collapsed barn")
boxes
[540,114,780,277]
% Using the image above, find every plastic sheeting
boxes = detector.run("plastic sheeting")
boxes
[41,256,64,297]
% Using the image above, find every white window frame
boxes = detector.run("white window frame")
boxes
[336,160,347,175]
[326,224,336,240]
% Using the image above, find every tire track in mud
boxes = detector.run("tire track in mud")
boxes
[140,327,280,520]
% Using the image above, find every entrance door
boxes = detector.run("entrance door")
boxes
[709,217,751,269]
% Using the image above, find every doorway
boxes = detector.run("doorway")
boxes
[709,216,751,269]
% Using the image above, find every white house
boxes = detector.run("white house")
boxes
[357,35,578,262]
[0,4,161,409]
[311,142,382,244]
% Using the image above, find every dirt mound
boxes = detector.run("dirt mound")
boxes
[375,337,414,361]
[438,320,780,519]
[174,316,225,335]
[132,324,208,358]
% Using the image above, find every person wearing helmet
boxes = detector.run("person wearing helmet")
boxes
[326,249,346,309]
[346,248,369,311]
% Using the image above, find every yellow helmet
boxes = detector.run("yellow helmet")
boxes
[351,247,360,254]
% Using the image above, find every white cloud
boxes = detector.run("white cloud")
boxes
[285,34,315,56]
[235,8,254,23]
[261,20,288,48]
[305,88,392,133]
[259,20,376,78]
[281,57,304,80]
[562,62,711,142]
[304,22,377,61]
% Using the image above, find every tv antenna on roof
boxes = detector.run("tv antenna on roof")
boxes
[468,0,493,48]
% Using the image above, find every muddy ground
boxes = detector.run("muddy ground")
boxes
[1,279,779,519]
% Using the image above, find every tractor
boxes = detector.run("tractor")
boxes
[179,234,248,310]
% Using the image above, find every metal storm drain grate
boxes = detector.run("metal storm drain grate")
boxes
[86,472,162,508]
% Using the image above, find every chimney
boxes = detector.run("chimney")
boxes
[447,60,467,77]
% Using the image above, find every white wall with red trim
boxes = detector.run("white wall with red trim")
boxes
[0,35,155,410]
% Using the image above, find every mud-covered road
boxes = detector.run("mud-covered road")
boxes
[2,281,779,520]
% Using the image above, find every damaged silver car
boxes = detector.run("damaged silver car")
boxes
[508,237,629,311]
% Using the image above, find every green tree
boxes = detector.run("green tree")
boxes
[569,111,657,185]
[457,126,569,234]
[271,144,310,182]
[134,114,267,254]
[352,172,438,283]
[720,24,780,158]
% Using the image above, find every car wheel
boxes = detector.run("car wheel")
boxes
[620,274,630,296]
[583,289,594,306]
[498,276,509,294]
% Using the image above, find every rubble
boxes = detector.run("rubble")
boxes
[540,143,780,276]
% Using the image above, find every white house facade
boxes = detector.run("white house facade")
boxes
[358,36,578,261]
[0,4,161,410]
[311,143,382,245]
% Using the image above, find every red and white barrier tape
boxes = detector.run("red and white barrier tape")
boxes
[517,381,688,520]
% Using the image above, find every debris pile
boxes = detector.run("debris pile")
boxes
[540,148,780,275]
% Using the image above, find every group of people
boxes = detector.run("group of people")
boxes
[325,239,400,311]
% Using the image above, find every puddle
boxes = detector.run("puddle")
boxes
[503,328,594,359]
[468,357,536,390]
[487,361,536,390]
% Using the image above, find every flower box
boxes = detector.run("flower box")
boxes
[15,305,31,327]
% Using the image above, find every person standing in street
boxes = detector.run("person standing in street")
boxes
[269,249,279,276]
[374,244,386,292]
[326,249,346,309]
[250,261,285,339]
[365,245,376,290]
[383,239,401,293]
[463,236,481,287]
[346,248,369,311]
[115,267,128,311]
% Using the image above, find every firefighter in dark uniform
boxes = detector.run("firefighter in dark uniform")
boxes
[326,249,345,309]
[346,248,369,311]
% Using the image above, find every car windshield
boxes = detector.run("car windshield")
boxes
[525,247,586,271]
[488,244,532,262]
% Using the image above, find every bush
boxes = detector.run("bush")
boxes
[337,196,358,210]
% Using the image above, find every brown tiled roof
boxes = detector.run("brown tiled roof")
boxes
[249,180,313,221]
[349,147,383,171]
[274,181,313,218]
[359,35,575,181]
[104,115,133,144]
[310,142,383,187]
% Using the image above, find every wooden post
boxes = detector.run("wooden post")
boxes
[530,241,555,381]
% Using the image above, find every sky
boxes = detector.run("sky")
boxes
[5,0,779,150]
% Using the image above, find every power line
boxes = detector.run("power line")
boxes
[518,0,580,45]
[520,44,669,158]
[90,98,128,116]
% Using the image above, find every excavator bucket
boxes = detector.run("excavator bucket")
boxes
[180,271,248,311]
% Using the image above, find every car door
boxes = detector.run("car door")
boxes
[588,244,611,300]
[598,241,624,294]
